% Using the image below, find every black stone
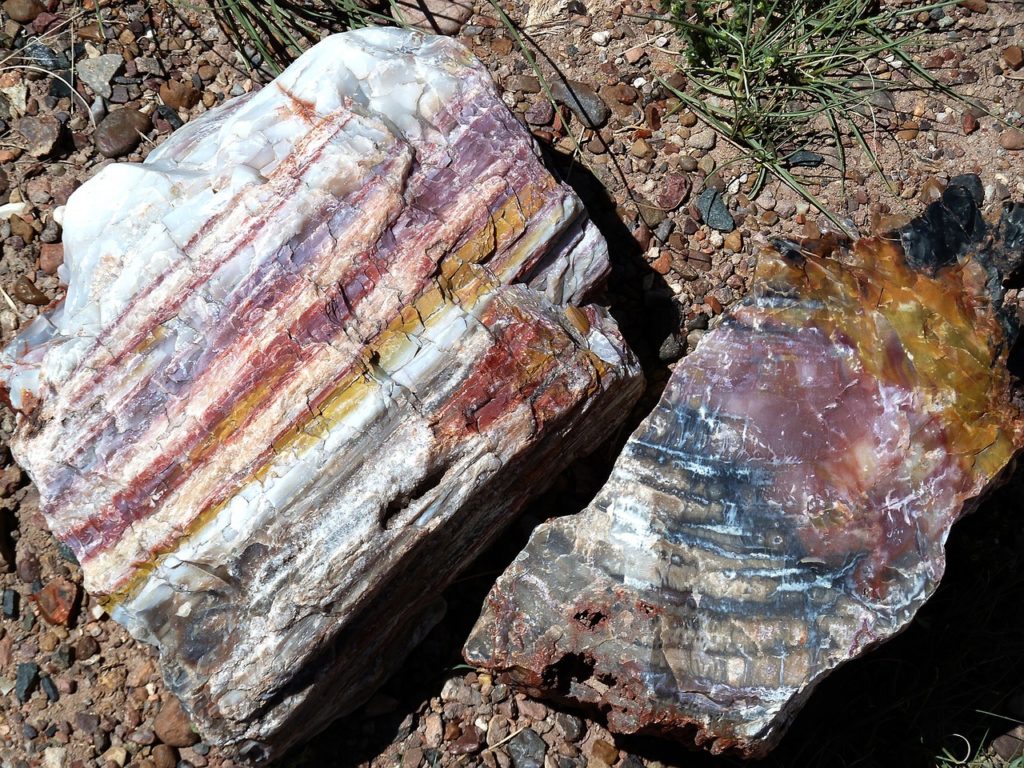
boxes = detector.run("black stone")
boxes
[19,44,68,73]
[507,727,546,768]
[2,588,17,619]
[15,662,39,703]
[48,70,74,98]
[949,173,984,204]
[783,149,825,168]
[41,676,59,702]
[898,179,985,275]
[156,104,185,131]
[696,188,735,233]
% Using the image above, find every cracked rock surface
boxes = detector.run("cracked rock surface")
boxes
[0,28,643,760]
[465,180,1024,758]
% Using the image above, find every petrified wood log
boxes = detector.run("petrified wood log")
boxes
[0,29,643,758]
[466,178,1024,757]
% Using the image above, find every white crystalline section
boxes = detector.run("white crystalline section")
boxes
[527,217,611,305]
[0,28,476,409]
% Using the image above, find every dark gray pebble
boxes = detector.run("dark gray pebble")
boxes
[41,676,59,702]
[2,588,17,618]
[696,188,735,233]
[507,727,547,768]
[15,662,39,703]
[550,80,610,129]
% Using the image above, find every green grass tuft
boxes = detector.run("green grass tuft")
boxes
[202,0,398,75]
[658,0,984,230]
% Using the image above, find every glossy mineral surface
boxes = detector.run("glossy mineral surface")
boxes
[0,29,643,757]
[466,181,1024,757]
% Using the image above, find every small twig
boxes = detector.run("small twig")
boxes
[484,726,525,753]
[0,286,24,318]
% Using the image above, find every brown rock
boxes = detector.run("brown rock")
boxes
[723,230,743,252]
[15,550,41,582]
[1000,128,1024,151]
[624,47,646,65]
[919,176,946,204]
[1003,45,1024,71]
[153,697,199,747]
[962,112,979,135]
[15,115,62,158]
[151,745,177,768]
[75,634,100,660]
[680,110,698,128]
[633,223,651,250]
[958,0,987,11]
[8,215,35,243]
[590,739,619,766]
[94,109,150,158]
[12,275,48,305]
[896,120,920,141]
[524,98,554,126]
[2,0,45,22]
[77,22,104,42]
[993,726,1024,760]
[630,138,652,158]
[601,83,638,105]
[644,103,661,131]
[159,80,200,111]
[656,173,691,212]
[39,242,64,274]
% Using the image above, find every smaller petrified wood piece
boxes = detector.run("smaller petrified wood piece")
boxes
[466,178,1024,757]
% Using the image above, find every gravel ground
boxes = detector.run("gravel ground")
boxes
[1,1,1023,767]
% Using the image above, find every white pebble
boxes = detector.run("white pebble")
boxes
[592,30,611,46]
[0,201,29,220]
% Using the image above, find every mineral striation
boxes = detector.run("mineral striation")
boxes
[466,179,1024,757]
[0,29,643,758]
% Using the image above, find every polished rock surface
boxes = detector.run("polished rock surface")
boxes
[466,180,1024,757]
[0,28,643,758]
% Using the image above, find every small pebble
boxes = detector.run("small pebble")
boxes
[40,675,59,702]
[999,129,1024,151]
[2,0,45,23]
[550,80,610,129]
[696,188,735,232]
[12,275,49,306]
[15,662,39,703]
[94,108,151,159]
[687,128,716,150]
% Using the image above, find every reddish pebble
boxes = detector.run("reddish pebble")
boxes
[651,251,671,275]
[39,242,64,275]
[30,578,78,626]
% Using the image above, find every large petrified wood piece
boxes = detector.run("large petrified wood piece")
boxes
[466,179,1024,757]
[0,29,643,758]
